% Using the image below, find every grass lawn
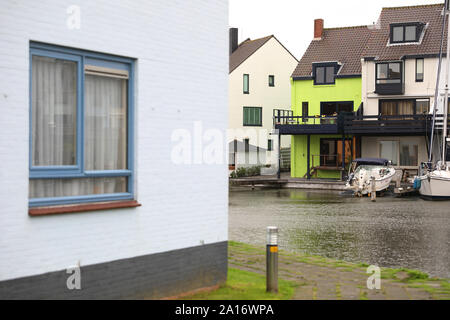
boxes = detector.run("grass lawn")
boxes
[181,268,297,300]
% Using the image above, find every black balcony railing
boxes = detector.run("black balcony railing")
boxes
[273,112,447,136]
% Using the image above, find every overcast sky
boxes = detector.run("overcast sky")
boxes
[229,0,444,60]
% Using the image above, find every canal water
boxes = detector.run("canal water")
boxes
[229,188,450,278]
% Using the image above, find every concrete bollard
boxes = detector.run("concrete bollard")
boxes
[266,226,278,293]
[371,176,376,202]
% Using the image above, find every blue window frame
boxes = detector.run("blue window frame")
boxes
[29,42,135,207]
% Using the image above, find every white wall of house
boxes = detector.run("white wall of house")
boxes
[229,37,297,165]
[360,57,440,170]
[361,58,438,116]
[0,0,228,281]
[361,136,429,171]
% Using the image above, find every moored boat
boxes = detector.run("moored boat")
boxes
[417,167,450,200]
[346,158,396,196]
[417,1,450,200]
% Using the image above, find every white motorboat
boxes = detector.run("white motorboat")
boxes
[346,158,396,196]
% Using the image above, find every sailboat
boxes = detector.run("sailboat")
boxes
[416,1,450,200]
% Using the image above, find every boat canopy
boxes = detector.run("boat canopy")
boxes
[352,158,390,166]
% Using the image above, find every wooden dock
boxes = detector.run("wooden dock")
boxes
[393,185,418,197]
[230,173,347,191]
[230,178,288,187]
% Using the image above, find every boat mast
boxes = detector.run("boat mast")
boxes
[429,1,448,164]
[443,0,450,167]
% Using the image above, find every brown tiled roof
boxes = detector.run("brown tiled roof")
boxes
[291,26,372,78]
[363,3,447,61]
[229,36,273,73]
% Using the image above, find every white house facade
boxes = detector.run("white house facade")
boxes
[228,30,298,169]
[360,4,446,177]
[0,0,228,299]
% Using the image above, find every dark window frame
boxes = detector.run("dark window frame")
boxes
[378,98,430,116]
[389,22,424,44]
[320,101,354,116]
[416,58,424,82]
[268,75,275,87]
[313,62,339,85]
[243,74,249,94]
[243,106,263,127]
[319,138,353,167]
[268,139,273,151]
[302,102,309,122]
[375,61,403,84]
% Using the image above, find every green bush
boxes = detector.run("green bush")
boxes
[230,165,262,178]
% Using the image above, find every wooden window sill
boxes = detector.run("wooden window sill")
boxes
[29,200,141,217]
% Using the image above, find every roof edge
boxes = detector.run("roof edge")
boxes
[382,3,444,11]
[230,35,298,74]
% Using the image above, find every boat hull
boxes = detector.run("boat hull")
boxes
[346,166,396,195]
[418,171,450,200]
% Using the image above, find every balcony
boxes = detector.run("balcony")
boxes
[375,82,405,95]
[274,112,446,136]
[343,114,435,135]
[273,110,340,135]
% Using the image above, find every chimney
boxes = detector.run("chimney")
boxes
[314,19,324,40]
[229,28,238,55]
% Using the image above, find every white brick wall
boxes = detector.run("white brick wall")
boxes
[0,0,228,281]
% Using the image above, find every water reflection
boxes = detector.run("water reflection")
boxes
[229,188,450,278]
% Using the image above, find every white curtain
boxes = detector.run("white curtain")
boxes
[32,56,77,166]
[379,141,399,166]
[29,177,127,198]
[30,60,128,199]
[84,74,127,171]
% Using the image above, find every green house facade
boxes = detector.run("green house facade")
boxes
[291,77,362,179]
[285,22,371,179]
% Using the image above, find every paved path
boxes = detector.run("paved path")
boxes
[229,242,449,300]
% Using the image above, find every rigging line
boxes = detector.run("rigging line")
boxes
[429,1,448,163]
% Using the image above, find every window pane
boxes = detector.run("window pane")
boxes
[249,108,255,124]
[380,141,399,166]
[320,139,337,166]
[416,59,424,81]
[322,102,336,116]
[32,56,77,166]
[405,26,417,42]
[400,142,418,166]
[316,67,325,84]
[380,101,397,116]
[326,66,335,83]
[389,63,401,79]
[416,99,429,114]
[85,75,128,170]
[397,100,414,115]
[29,177,127,198]
[377,64,388,79]
[243,74,249,93]
[302,102,309,122]
[269,75,274,86]
[393,26,403,42]
[337,102,353,113]
[243,107,261,126]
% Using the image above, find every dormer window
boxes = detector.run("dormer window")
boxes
[390,23,424,44]
[313,62,340,85]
